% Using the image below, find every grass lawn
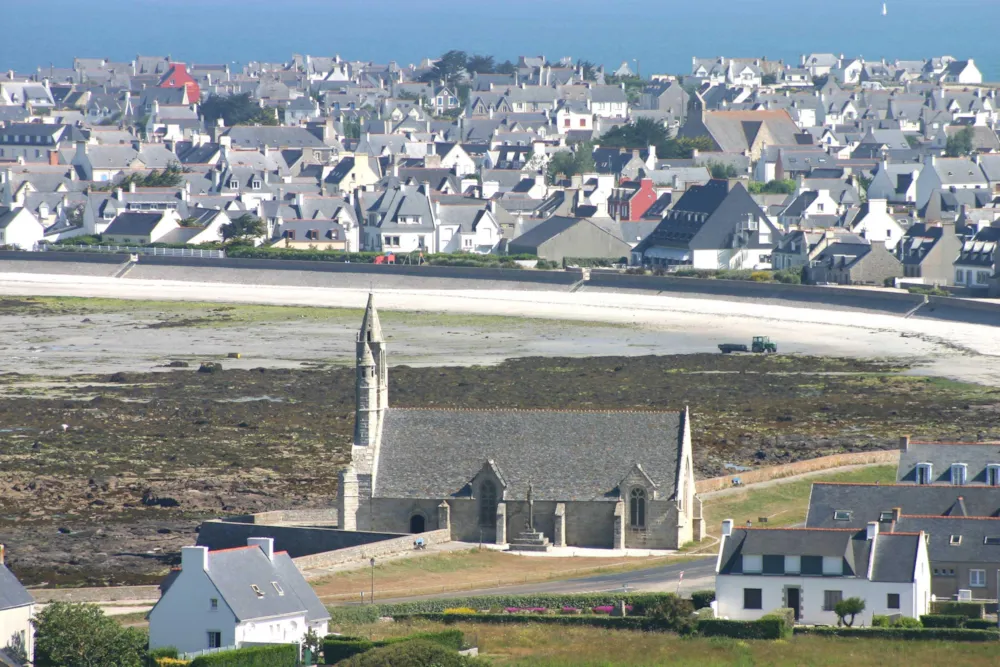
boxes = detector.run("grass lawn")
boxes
[700,464,897,538]
[314,549,686,602]
[336,619,997,666]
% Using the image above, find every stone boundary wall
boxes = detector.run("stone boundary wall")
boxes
[197,520,402,558]
[695,449,901,494]
[0,250,128,265]
[237,509,340,525]
[292,528,451,571]
[30,585,160,603]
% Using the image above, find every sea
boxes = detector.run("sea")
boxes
[2,0,1000,81]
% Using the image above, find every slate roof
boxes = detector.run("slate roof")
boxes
[0,564,34,611]
[717,527,919,583]
[103,212,164,236]
[894,515,1000,564]
[898,442,1000,484]
[897,223,948,266]
[806,483,1000,530]
[373,408,684,501]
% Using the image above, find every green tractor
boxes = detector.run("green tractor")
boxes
[751,336,777,354]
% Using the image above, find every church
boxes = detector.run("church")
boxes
[337,296,705,550]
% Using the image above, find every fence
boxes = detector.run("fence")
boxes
[695,449,901,494]
[181,645,238,660]
[42,244,225,259]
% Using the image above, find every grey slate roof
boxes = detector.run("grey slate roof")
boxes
[373,408,684,501]
[806,483,1000,530]
[898,442,1000,484]
[895,516,1000,565]
[203,547,329,623]
[0,564,33,611]
[103,212,164,236]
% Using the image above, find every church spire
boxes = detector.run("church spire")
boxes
[358,293,384,343]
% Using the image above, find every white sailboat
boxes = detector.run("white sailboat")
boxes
[882,2,887,15]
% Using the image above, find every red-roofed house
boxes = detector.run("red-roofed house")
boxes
[608,178,657,222]
[158,63,201,102]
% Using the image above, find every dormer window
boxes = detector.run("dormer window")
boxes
[251,180,261,190]
[950,535,963,546]
[951,463,967,486]
[228,180,239,190]
[879,510,894,522]
[916,462,933,485]
[283,230,296,240]
[978,463,1000,488]
[306,229,319,240]
[986,537,1000,546]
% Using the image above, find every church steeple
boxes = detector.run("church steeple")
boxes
[358,293,384,344]
[354,293,388,450]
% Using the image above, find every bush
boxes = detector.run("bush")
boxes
[893,616,922,629]
[562,257,626,268]
[697,616,789,640]
[149,647,180,659]
[932,601,985,619]
[156,660,191,667]
[834,597,866,627]
[32,602,148,667]
[750,271,771,282]
[188,644,298,667]
[773,268,802,284]
[323,638,374,664]
[920,614,966,628]
[443,608,477,615]
[690,590,715,610]
[646,595,696,635]
[871,615,890,627]
[400,612,664,633]
[793,626,1000,641]
[337,639,481,667]
[965,619,998,630]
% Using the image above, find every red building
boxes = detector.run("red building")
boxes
[158,63,200,102]
[608,178,657,222]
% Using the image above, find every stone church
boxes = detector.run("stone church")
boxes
[337,296,705,550]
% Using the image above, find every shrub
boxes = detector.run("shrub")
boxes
[150,647,181,659]
[793,626,1000,641]
[893,616,922,629]
[764,608,795,636]
[920,614,966,628]
[399,612,663,632]
[156,660,191,666]
[871,615,890,627]
[535,259,560,270]
[646,595,696,635]
[337,639,480,667]
[697,617,788,640]
[188,643,298,667]
[965,619,998,630]
[690,590,716,610]
[750,271,771,282]
[773,268,802,284]
[443,607,477,615]
[562,257,625,268]
[198,362,223,374]
[323,638,375,664]
[932,601,985,619]
[834,597,866,627]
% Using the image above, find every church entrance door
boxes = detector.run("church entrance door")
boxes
[409,514,426,534]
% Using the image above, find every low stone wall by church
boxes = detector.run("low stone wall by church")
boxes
[695,449,901,494]
[197,519,402,558]
[292,528,451,571]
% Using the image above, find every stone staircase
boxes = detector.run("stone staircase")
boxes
[507,529,551,552]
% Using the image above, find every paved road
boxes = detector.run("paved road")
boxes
[368,557,717,605]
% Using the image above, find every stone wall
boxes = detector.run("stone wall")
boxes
[369,498,448,534]
[624,499,679,550]
[196,520,402,558]
[694,449,901,494]
[31,585,159,603]
[234,509,340,525]
[291,528,450,571]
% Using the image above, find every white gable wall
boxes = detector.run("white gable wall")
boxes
[0,604,34,662]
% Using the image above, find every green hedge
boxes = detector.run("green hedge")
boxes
[932,601,985,619]
[690,590,715,610]
[793,627,1000,641]
[188,644,298,667]
[328,593,680,625]
[920,614,966,628]
[696,611,792,640]
[965,619,999,630]
[562,257,626,268]
[322,630,464,664]
[226,246,537,268]
[399,613,664,632]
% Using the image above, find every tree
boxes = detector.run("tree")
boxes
[834,597,866,627]
[647,595,696,635]
[342,118,362,140]
[221,213,266,244]
[599,120,713,159]
[748,179,796,195]
[546,142,595,184]
[421,50,468,85]
[466,54,495,75]
[707,161,740,179]
[946,126,975,157]
[576,59,597,81]
[496,60,516,75]
[905,134,921,149]
[762,73,778,86]
[201,93,277,126]
[4,631,27,666]
[33,602,147,667]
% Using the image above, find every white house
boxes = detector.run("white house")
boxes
[915,156,988,210]
[847,199,904,249]
[0,206,45,250]
[102,210,181,245]
[436,144,477,178]
[940,59,983,85]
[148,538,329,656]
[714,521,931,626]
[0,547,34,664]
[867,162,921,205]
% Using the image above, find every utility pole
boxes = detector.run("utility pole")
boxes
[370,557,376,604]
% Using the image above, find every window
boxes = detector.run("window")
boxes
[208,631,222,649]
[580,118,587,127]
[742,554,763,573]
[956,269,965,284]
[463,237,473,248]
[823,590,843,611]
[887,593,900,609]
[210,598,218,610]
[879,510,895,522]
[988,465,1000,487]
[952,463,967,485]
[629,488,646,528]
[743,588,763,610]
[970,569,986,587]
[916,463,933,485]
[978,271,991,285]
[229,180,239,189]
[251,584,264,597]
[833,510,852,521]
[984,537,1000,546]
[283,230,296,240]
[564,118,571,127]
[251,180,261,190]
[822,556,843,576]
[271,581,284,596]
[307,229,319,240]
[479,480,497,527]
[762,554,785,575]
[950,535,963,546]
[784,555,801,574]
[934,567,956,576]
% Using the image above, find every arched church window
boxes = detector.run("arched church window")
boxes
[479,480,497,526]
[630,488,646,528]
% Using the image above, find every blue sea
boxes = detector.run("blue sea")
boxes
[3,0,1000,81]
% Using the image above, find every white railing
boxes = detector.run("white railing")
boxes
[43,244,225,259]
[180,644,237,659]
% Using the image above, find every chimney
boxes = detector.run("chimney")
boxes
[900,435,910,451]
[866,522,879,541]
[48,149,59,166]
[296,192,305,209]
[248,537,274,562]
[129,180,136,193]
[721,519,734,537]
[115,187,124,200]
[0,543,4,566]
[181,545,209,572]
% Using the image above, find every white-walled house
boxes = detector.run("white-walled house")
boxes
[148,538,329,656]
[847,199,904,249]
[0,206,45,250]
[915,156,988,210]
[0,549,34,665]
[714,522,931,626]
